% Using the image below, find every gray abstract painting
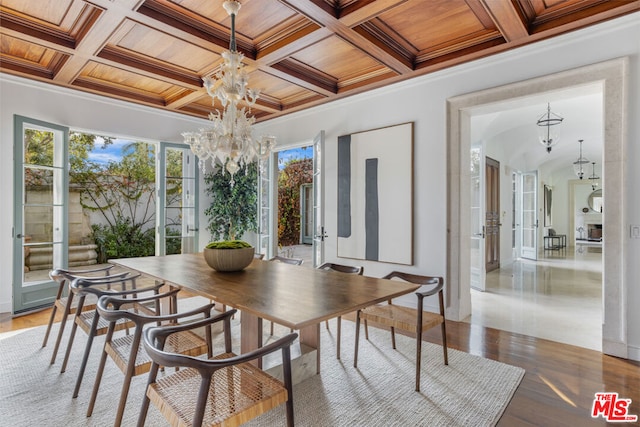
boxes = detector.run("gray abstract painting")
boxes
[337,122,413,265]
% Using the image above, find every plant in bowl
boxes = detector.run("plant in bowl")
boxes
[203,240,254,272]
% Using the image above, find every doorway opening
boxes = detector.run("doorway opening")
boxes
[447,58,627,358]
[274,146,313,262]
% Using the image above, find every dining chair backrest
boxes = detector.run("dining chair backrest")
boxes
[318,262,364,275]
[87,290,214,426]
[138,309,297,427]
[269,255,303,265]
[354,270,448,392]
[44,265,127,364]
[316,262,363,359]
[62,273,163,400]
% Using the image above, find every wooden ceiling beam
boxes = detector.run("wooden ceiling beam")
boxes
[2,0,638,124]
[478,0,530,42]
[281,0,413,74]
[339,0,409,27]
[256,27,332,65]
[52,1,139,84]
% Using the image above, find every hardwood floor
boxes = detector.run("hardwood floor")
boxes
[1,304,638,426]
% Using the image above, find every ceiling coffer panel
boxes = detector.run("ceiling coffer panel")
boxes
[0,0,637,121]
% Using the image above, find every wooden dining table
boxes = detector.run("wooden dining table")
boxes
[110,253,420,378]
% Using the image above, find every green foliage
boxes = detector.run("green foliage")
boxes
[25,130,185,261]
[204,163,258,241]
[205,240,252,249]
[91,216,155,262]
[74,141,159,241]
[278,158,313,246]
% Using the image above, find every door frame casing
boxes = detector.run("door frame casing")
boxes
[447,58,628,358]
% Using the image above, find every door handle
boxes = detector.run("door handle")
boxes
[16,234,25,238]
[187,226,199,233]
[314,226,328,241]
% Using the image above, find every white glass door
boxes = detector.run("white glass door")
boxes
[13,116,69,313]
[312,131,325,267]
[521,171,538,260]
[512,171,522,259]
[157,143,198,255]
[470,142,486,291]
[257,154,275,259]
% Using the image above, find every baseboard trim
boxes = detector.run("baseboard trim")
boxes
[0,301,11,315]
[627,344,640,362]
[603,338,628,359]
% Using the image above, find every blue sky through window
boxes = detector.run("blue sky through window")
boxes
[87,139,314,169]
[88,137,131,165]
[278,146,312,170]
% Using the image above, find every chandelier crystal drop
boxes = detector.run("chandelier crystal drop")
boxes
[181,0,275,185]
[573,139,589,179]
[536,103,564,153]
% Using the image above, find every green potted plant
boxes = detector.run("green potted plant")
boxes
[203,163,258,271]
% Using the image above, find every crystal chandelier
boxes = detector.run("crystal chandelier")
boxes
[573,139,589,179]
[536,103,563,153]
[589,161,600,190]
[182,0,275,184]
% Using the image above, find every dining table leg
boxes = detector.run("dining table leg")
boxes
[240,311,263,368]
[299,323,321,374]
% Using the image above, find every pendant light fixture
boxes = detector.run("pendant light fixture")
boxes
[589,161,600,190]
[573,139,589,179]
[181,1,275,185]
[536,103,564,153]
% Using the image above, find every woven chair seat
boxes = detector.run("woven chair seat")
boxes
[147,352,288,427]
[76,302,157,335]
[76,311,134,335]
[106,330,209,377]
[361,304,444,334]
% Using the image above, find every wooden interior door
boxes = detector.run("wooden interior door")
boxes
[485,157,500,272]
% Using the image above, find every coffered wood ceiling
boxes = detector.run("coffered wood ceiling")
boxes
[2,0,638,122]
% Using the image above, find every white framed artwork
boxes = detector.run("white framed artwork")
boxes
[336,122,413,265]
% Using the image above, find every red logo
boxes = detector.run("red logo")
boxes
[592,392,638,422]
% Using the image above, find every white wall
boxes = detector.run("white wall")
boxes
[253,13,640,358]
[1,12,639,358]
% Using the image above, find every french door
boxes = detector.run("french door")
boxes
[520,171,538,260]
[13,116,69,314]
[312,131,325,267]
[257,153,276,259]
[157,143,199,255]
[300,183,313,244]
[469,141,485,291]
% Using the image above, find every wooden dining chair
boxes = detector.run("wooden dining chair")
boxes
[138,309,297,427]
[353,271,448,392]
[269,255,303,265]
[62,274,164,399]
[88,290,215,427]
[268,256,304,336]
[44,265,126,364]
[317,262,363,359]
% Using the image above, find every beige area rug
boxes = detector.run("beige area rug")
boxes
[0,298,524,426]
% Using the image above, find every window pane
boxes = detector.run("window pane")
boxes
[24,129,54,167]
